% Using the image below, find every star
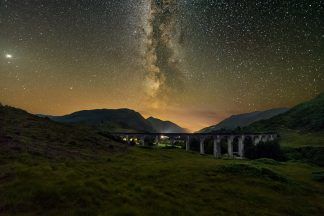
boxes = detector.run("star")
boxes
[0,1,322,131]
[5,54,13,59]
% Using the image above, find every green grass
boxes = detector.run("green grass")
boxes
[1,104,324,215]
[1,147,324,216]
[278,130,324,166]
[280,130,324,148]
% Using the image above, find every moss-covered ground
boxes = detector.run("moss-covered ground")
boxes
[1,147,323,216]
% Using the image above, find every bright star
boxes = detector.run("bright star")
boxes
[5,54,13,59]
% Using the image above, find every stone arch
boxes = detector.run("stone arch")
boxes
[244,135,254,147]
[260,134,270,143]
[243,135,255,158]
[202,136,214,155]
[219,135,229,155]
[232,136,240,156]
[244,135,254,143]
[188,136,200,152]
[252,135,263,145]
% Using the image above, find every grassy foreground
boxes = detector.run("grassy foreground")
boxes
[280,130,324,148]
[0,147,324,216]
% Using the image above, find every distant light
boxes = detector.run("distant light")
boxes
[5,54,13,59]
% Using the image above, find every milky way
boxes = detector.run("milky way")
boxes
[143,0,183,109]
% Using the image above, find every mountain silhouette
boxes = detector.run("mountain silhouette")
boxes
[47,109,156,133]
[199,108,288,133]
[147,117,188,133]
[248,93,324,132]
[0,105,126,158]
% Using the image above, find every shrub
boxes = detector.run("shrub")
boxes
[244,141,257,159]
[255,158,282,165]
[245,140,284,161]
[256,141,284,160]
[312,171,324,182]
[285,147,324,166]
[218,163,288,182]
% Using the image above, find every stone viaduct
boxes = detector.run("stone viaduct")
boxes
[109,132,278,158]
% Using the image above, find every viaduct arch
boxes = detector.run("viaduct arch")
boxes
[109,132,278,158]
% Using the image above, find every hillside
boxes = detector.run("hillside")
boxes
[1,104,324,215]
[199,108,288,133]
[147,117,188,133]
[0,104,126,159]
[0,146,324,215]
[48,109,156,133]
[248,93,324,132]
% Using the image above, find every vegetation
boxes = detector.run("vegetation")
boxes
[312,171,324,182]
[244,140,285,161]
[0,105,127,160]
[199,108,288,133]
[248,93,324,132]
[1,101,324,215]
[284,146,324,167]
[1,147,324,215]
[242,93,324,166]
[147,116,188,133]
[273,130,324,166]
[47,108,156,133]
[279,130,324,148]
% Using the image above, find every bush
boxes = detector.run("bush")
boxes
[245,140,284,161]
[256,141,284,160]
[285,147,324,166]
[244,141,257,159]
[255,158,282,165]
[312,171,324,182]
[218,163,288,182]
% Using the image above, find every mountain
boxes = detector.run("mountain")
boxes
[47,109,156,133]
[2,104,324,215]
[248,93,324,132]
[147,117,188,133]
[0,104,126,159]
[199,108,289,133]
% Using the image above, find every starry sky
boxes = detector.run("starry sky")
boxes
[0,0,323,131]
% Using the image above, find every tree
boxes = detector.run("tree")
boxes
[245,140,284,161]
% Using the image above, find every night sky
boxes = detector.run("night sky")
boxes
[1,0,323,131]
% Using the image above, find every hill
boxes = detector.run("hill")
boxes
[48,109,156,133]
[245,94,324,165]
[0,146,323,215]
[0,104,126,159]
[199,108,288,133]
[248,93,324,132]
[147,117,188,133]
[1,104,324,215]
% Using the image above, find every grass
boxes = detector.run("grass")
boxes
[1,104,324,215]
[279,130,324,148]
[0,105,127,160]
[0,147,324,216]
[278,130,324,166]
